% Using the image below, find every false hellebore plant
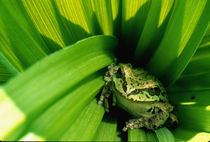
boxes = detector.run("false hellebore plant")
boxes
[0,0,210,141]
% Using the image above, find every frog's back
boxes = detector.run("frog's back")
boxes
[124,67,168,103]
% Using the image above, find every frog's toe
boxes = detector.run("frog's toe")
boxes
[98,95,104,105]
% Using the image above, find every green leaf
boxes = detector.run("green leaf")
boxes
[21,0,96,48]
[182,46,210,76]
[111,0,121,36]
[169,90,210,132]
[19,74,104,141]
[115,130,122,142]
[93,114,117,141]
[147,0,210,85]
[172,127,210,142]
[60,99,105,141]
[182,24,210,76]
[0,35,117,140]
[0,63,12,84]
[169,72,210,92]
[92,0,114,35]
[134,0,174,64]
[128,129,147,141]
[154,127,175,142]
[0,0,49,71]
[119,0,151,61]
[53,0,93,43]
[146,131,158,142]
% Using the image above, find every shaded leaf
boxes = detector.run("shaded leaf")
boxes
[134,0,174,65]
[169,72,210,92]
[118,0,151,61]
[0,63,12,84]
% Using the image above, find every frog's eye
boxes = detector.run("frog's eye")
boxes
[116,68,122,78]
[154,87,161,94]
[127,89,140,96]
[147,107,155,114]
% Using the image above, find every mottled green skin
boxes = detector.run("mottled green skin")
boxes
[98,63,177,131]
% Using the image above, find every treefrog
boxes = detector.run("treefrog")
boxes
[98,63,177,131]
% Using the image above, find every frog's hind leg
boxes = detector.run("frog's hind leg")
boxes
[122,118,145,131]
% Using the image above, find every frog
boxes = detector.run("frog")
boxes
[98,63,178,131]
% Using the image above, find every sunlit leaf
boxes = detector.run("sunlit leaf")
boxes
[154,127,175,142]
[146,131,158,142]
[172,127,210,142]
[0,35,117,140]
[60,99,105,141]
[0,0,49,71]
[20,74,104,140]
[147,0,210,86]
[169,90,210,132]
[92,0,114,35]
[134,0,174,65]
[128,129,147,141]
[182,24,210,76]
[93,114,117,141]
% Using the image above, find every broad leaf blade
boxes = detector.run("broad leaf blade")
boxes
[134,0,174,65]
[170,72,210,92]
[128,129,147,141]
[172,127,210,142]
[146,131,158,142]
[20,74,104,140]
[147,0,209,85]
[0,35,117,140]
[119,0,151,61]
[93,114,117,141]
[154,127,175,142]
[60,99,105,141]
[92,0,114,35]
[0,63,12,84]
[0,0,49,71]
[182,24,210,76]
[169,90,210,132]
[54,0,92,44]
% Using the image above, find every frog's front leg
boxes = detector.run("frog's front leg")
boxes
[98,83,112,112]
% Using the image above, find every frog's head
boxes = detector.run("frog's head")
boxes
[112,63,168,102]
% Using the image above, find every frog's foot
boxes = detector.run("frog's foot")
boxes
[122,118,145,132]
